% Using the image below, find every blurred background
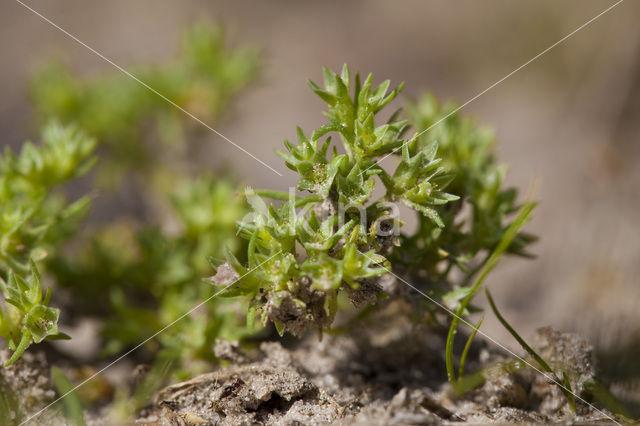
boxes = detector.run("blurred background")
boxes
[1,0,639,384]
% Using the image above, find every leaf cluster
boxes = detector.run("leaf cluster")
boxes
[393,94,536,314]
[215,66,462,336]
[0,122,95,364]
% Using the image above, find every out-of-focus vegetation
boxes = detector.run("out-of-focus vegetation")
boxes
[51,175,249,375]
[6,23,258,379]
[0,122,95,365]
[31,23,258,186]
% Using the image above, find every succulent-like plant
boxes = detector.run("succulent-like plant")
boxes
[212,65,535,339]
[213,65,497,336]
[0,262,66,366]
[0,122,95,364]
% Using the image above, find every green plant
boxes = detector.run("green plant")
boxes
[213,65,534,338]
[486,287,576,412]
[396,94,535,305]
[28,23,258,377]
[6,45,633,420]
[51,176,250,375]
[31,23,258,185]
[51,366,86,426]
[445,201,535,384]
[0,122,96,365]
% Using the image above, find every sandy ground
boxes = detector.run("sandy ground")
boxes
[2,318,622,424]
[1,0,639,381]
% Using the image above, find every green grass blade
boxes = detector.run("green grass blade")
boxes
[446,201,536,384]
[458,317,483,381]
[562,372,577,413]
[51,366,86,426]
[485,288,553,373]
[486,288,576,413]
[583,381,632,419]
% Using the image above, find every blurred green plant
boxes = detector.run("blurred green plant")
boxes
[51,176,250,376]
[26,23,258,376]
[51,365,86,426]
[31,23,258,185]
[212,65,534,337]
[0,122,96,365]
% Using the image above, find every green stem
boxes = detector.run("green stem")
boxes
[458,317,483,381]
[486,288,576,413]
[485,289,553,372]
[445,201,535,384]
